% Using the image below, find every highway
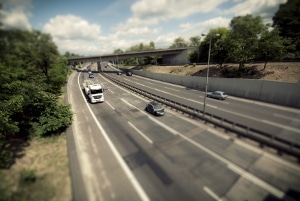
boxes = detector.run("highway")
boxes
[67,63,300,201]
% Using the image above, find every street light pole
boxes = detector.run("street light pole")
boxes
[99,56,102,72]
[202,34,212,118]
[202,33,221,118]
[116,54,119,69]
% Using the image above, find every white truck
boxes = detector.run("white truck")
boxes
[83,80,104,103]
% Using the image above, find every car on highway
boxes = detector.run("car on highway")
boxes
[207,91,227,100]
[117,71,122,75]
[126,72,132,76]
[88,73,94,78]
[145,101,165,116]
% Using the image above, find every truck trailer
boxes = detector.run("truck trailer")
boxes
[83,80,104,103]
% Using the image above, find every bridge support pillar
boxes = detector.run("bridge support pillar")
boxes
[97,62,102,72]
[162,49,189,65]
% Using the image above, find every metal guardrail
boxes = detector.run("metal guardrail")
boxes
[102,73,300,161]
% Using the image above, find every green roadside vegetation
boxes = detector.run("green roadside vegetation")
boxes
[0,29,73,201]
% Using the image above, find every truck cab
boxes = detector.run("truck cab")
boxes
[83,80,104,103]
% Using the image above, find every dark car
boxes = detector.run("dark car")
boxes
[117,71,122,75]
[207,91,228,100]
[145,101,165,116]
[88,73,94,78]
[126,72,132,76]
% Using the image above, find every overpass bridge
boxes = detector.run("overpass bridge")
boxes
[68,47,197,70]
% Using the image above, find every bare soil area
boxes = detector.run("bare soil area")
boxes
[142,62,300,83]
[1,134,71,201]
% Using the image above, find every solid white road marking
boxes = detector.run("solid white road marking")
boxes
[274,113,300,121]
[164,86,180,91]
[229,96,300,113]
[262,119,300,134]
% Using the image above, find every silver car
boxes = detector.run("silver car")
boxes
[145,101,165,116]
[207,91,228,100]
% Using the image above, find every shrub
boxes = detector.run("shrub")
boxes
[186,72,193,76]
[19,169,36,185]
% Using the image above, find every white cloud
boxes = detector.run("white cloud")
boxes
[43,15,101,40]
[131,0,226,21]
[176,17,230,42]
[180,22,194,29]
[0,0,32,30]
[114,26,159,38]
[223,0,287,21]
[115,0,226,33]
[42,14,106,55]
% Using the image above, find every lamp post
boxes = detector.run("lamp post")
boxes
[202,33,219,118]
[116,54,119,69]
[99,56,102,72]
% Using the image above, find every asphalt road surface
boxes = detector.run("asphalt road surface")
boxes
[66,63,300,201]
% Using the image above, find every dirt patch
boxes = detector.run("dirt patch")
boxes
[142,62,300,83]
[1,134,71,201]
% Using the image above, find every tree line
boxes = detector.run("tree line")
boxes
[0,29,73,168]
[114,0,299,70]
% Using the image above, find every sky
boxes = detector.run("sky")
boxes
[0,0,287,56]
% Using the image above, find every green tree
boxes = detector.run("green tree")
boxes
[272,0,300,56]
[188,36,201,63]
[149,41,155,50]
[198,29,222,64]
[169,37,188,48]
[189,36,201,47]
[257,28,294,70]
[228,15,267,69]
[113,49,124,53]
[0,29,72,139]
[138,43,144,51]
[209,28,230,68]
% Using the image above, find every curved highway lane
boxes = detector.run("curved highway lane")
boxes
[67,63,300,201]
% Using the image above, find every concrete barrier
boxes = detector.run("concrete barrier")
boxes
[132,70,300,108]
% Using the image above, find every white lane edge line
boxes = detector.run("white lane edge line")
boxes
[274,113,300,121]
[203,186,222,201]
[262,119,300,134]
[78,73,150,201]
[128,122,153,144]
[229,96,300,113]
[217,107,300,133]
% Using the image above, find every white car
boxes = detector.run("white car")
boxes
[207,91,228,100]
